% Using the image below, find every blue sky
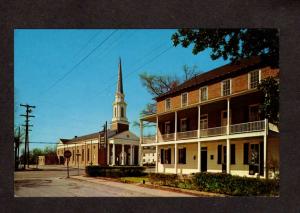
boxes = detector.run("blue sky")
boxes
[14,29,228,150]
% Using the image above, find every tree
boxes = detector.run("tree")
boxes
[171,29,279,67]
[257,77,279,125]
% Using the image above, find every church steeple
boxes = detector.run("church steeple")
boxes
[117,57,124,94]
[111,57,129,133]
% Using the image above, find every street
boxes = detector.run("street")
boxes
[14,165,194,197]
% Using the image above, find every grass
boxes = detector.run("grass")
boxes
[119,176,149,184]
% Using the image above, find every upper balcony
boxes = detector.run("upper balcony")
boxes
[142,120,266,144]
[140,92,274,145]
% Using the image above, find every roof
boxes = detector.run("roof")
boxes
[156,56,271,100]
[61,129,117,144]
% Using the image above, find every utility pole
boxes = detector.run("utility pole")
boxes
[20,104,36,169]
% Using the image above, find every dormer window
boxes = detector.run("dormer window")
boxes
[181,93,188,107]
[249,70,260,89]
[222,79,231,96]
[165,98,171,111]
[200,86,208,101]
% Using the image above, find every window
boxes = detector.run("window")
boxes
[200,115,208,129]
[160,148,171,164]
[121,107,124,117]
[114,107,117,117]
[165,121,171,134]
[222,79,231,96]
[178,148,186,164]
[217,144,235,165]
[82,149,84,161]
[200,87,208,101]
[165,98,171,110]
[72,150,74,161]
[249,105,260,121]
[181,93,188,107]
[180,118,187,132]
[249,70,260,89]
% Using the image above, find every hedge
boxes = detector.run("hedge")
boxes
[192,172,279,196]
[149,172,279,196]
[85,166,146,177]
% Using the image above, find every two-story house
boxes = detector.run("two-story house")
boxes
[139,56,279,179]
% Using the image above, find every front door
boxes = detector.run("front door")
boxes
[201,147,207,172]
[249,143,260,175]
[221,110,231,126]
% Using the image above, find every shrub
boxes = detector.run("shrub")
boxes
[148,173,179,187]
[192,172,279,196]
[85,166,146,177]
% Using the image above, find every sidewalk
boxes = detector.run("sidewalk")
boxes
[70,175,226,197]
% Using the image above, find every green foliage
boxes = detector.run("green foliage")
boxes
[148,172,279,196]
[192,173,279,196]
[172,29,279,67]
[258,77,279,124]
[85,166,146,177]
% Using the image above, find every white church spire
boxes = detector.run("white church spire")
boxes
[111,57,129,131]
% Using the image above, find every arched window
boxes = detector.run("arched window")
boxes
[121,107,124,117]
[114,107,117,117]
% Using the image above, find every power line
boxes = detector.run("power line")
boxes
[73,31,101,58]
[38,30,118,97]
[92,45,174,98]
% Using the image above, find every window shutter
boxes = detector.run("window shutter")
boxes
[168,148,171,164]
[183,148,186,164]
[243,143,249,164]
[230,144,236,164]
[217,145,222,164]
[161,149,164,164]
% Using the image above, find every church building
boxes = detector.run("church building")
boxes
[56,58,140,167]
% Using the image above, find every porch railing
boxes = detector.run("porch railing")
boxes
[230,120,265,134]
[143,135,156,144]
[177,130,198,140]
[161,133,175,141]
[200,126,227,137]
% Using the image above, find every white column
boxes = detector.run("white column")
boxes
[264,118,268,179]
[174,143,177,174]
[155,145,158,173]
[112,143,115,166]
[139,120,143,166]
[174,111,177,141]
[227,98,230,135]
[156,116,158,143]
[107,143,110,165]
[226,138,230,174]
[130,144,133,165]
[198,141,201,172]
[198,105,201,138]
[121,144,125,165]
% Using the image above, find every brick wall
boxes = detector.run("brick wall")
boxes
[188,89,199,105]
[208,82,221,100]
[232,73,248,93]
[261,67,279,79]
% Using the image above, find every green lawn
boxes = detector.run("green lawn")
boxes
[119,176,149,184]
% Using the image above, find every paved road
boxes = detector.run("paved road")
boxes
[14,165,193,197]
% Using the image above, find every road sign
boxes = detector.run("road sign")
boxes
[64,150,72,158]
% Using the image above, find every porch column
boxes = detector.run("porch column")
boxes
[139,120,143,166]
[174,111,177,141]
[198,141,201,172]
[226,138,230,174]
[107,143,110,165]
[198,105,201,138]
[174,143,178,174]
[130,144,133,165]
[263,118,268,179]
[155,145,158,173]
[227,98,230,135]
[112,143,115,166]
[156,116,158,143]
[121,144,125,165]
